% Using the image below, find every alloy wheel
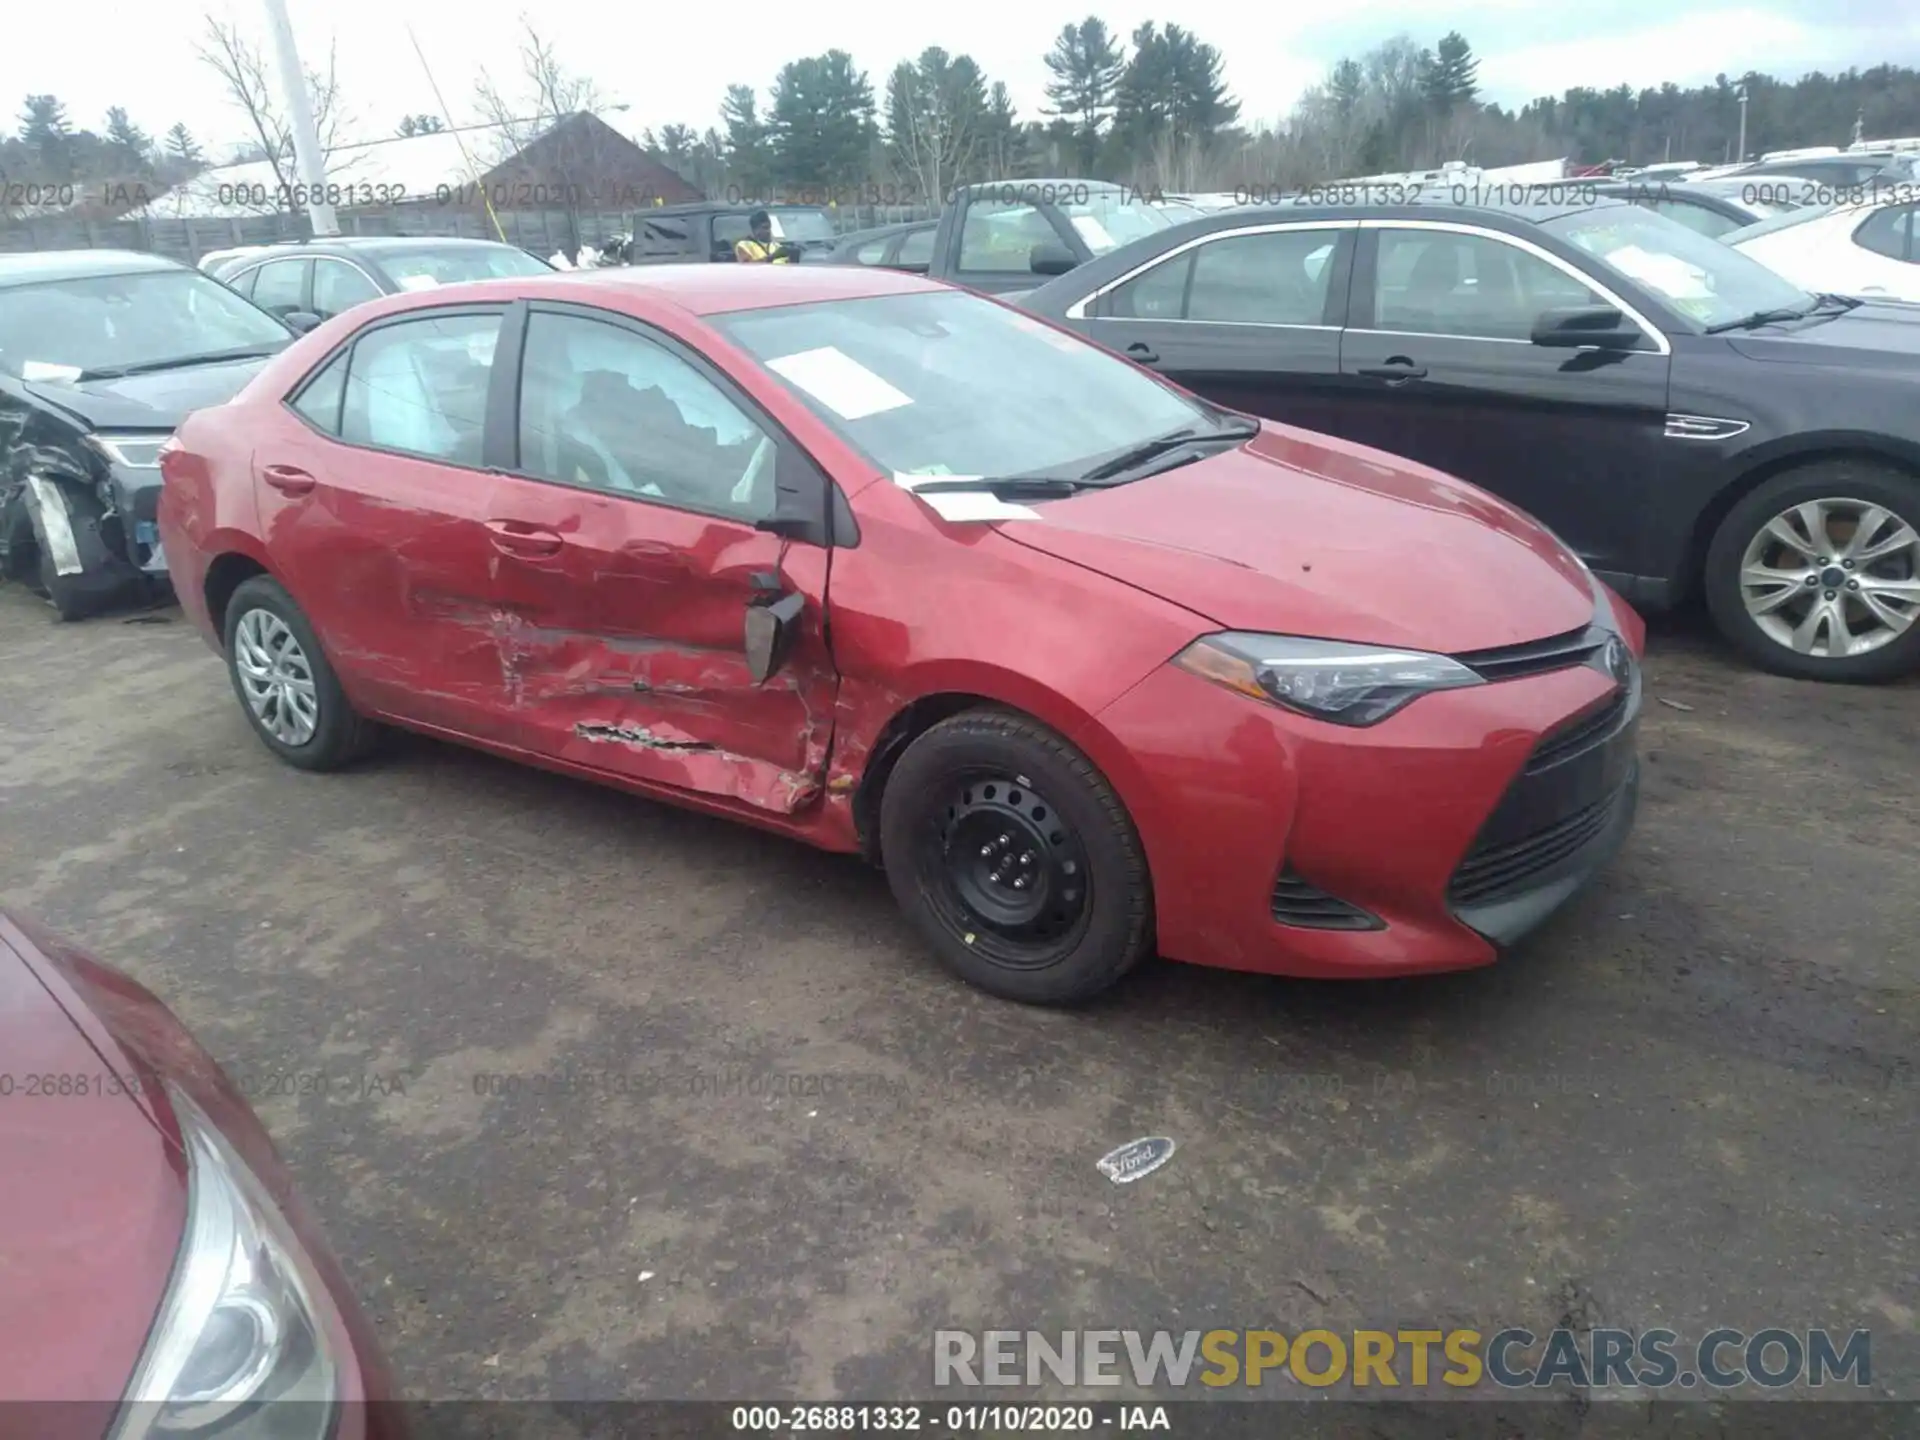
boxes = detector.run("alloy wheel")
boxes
[930,772,1092,969]
[233,608,321,746]
[1738,496,1920,660]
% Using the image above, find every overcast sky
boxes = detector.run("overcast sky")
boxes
[7,0,1919,161]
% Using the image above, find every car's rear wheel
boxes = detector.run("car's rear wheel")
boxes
[1705,460,1920,682]
[222,575,376,770]
[878,708,1153,1005]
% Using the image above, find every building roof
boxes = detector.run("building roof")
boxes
[125,130,498,221]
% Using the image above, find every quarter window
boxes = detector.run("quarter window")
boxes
[339,311,501,465]
[289,351,348,434]
[515,310,776,521]
[1853,205,1916,263]
[1372,229,1606,340]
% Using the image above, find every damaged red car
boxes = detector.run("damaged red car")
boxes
[159,265,1644,1005]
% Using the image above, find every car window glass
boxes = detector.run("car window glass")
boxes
[312,260,382,318]
[1651,200,1738,239]
[1107,251,1192,319]
[290,350,348,434]
[897,227,935,267]
[250,259,306,315]
[641,220,692,257]
[711,215,750,259]
[1188,231,1337,324]
[855,240,888,265]
[339,311,500,466]
[226,266,259,300]
[516,311,774,521]
[1853,206,1915,262]
[960,203,1056,272]
[1374,230,1603,340]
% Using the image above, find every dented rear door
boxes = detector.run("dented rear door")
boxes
[481,303,838,815]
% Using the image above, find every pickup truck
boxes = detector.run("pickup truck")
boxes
[836,180,1191,294]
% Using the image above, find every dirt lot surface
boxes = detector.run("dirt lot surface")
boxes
[1,584,1914,1415]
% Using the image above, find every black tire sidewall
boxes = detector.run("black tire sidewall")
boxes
[878,710,1152,1005]
[1705,462,1920,683]
[221,576,363,770]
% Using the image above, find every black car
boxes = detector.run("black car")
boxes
[204,235,553,325]
[0,250,297,618]
[622,203,842,264]
[1591,177,1795,240]
[824,219,938,272]
[1017,196,1920,682]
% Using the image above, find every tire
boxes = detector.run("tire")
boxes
[221,575,377,771]
[1704,459,1920,683]
[877,707,1154,1005]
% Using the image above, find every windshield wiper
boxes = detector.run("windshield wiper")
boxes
[903,477,1088,498]
[78,343,285,381]
[1077,416,1260,483]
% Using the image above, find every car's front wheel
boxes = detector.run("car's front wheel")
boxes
[1705,460,1920,682]
[878,708,1154,1005]
[222,575,376,770]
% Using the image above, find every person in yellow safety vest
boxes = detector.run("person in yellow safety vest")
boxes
[734,210,798,264]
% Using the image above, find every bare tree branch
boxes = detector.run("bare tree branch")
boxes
[195,15,347,213]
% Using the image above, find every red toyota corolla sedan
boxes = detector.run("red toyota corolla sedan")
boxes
[158,264,1644,1005]
[0,907,401,1437]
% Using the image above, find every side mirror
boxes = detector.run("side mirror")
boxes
[284,311,324,334]
[1531,305,1643,349]
[1029,242,1079,277]
[745,590,805,685]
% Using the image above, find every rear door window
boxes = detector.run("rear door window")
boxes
[338,310,503,466]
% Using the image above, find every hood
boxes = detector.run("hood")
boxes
[998,424,1597,653]
[0,918,186,1402]
[1725,300,1920,370]
[24,353,274,431]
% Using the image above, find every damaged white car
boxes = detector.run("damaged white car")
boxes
[0,250,297,618]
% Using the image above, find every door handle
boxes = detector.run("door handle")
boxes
[1357,358,1428,385]
[1125,342,1160,364]
[484,519,565,557]
[260,464,316,497]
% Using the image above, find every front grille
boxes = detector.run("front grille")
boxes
[1271,870,1384,931]
[1528,689,1630,775]
[1455,624,1607,682]
[1447,785,1624,907]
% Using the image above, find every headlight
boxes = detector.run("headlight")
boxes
[87,433,171,470]
[1174,632,1484,726]
[111,1087,337,1440]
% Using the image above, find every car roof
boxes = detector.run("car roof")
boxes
[227,235,527,258]
[362,261,946,319]
[0,249,190,288]
[1130,193,1633,234]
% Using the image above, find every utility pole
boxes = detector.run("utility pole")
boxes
[261,0,339,236]
[1735,84,1749,165]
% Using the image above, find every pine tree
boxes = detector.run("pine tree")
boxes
[768,51,877,191]
[103,107,152,171]
[165,122,204,165]
[1042,18,1124,173]
[887,47,990,202]
[720,83,772,195]
[1423,32,1480,113]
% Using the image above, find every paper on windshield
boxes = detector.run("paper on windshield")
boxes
[1070,214,1115,251]
[893,473,1040,523]
[21,360,81,383]
[1604,245,1712,299]
[767,347,912,420]
[396,274,442,291]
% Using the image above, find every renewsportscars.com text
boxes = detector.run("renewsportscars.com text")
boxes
[934,1327,1871,1391]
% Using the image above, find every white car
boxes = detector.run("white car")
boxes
[1728,197,1920,300]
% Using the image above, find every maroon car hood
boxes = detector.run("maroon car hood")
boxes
[999,423,1597,652]
[0,919,185,1404]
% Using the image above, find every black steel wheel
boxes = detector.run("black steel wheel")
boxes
[879,708,1153,1005]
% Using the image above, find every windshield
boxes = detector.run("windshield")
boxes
[0,268,290,379]
[768,209,838,243]
[714,289,1207,478]
[1542,204,1813,330]
[377,245,553,289]
[1058,192,1176,254]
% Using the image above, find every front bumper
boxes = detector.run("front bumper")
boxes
[1095,644,1641,979]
